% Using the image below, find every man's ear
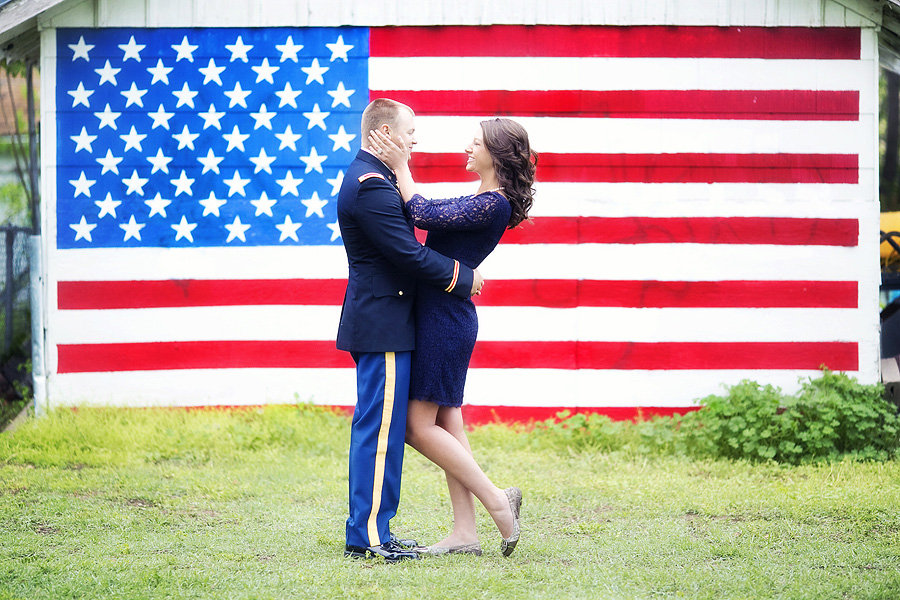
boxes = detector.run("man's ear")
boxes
[379,124,391,136]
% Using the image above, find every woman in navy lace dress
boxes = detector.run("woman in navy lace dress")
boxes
[369,118,536,557]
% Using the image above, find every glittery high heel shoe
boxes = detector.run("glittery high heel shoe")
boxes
[500,487,522,557]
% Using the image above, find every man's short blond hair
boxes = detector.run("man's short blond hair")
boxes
[360,98,412,137]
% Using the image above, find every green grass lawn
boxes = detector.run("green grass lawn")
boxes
[1,405,898,599]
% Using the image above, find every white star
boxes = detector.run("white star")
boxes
[274,82,302,108]
[120,126,147,152]
[94,103,121,130]
[122,170,149,196]
[120,82,148,108]
[197,148,224,174]
[144,193,172,218]
[225,215,251,243]
[328,125,356,152]
[224,82,251,108]
[326,35,354,62]
[303,103,330,131]
[251,58,279,83]
[326,171,344,196]
[70,216,97,242]
[170,170,196,197]
[120,215,146,241]
[276,170,303,196]
[147,148,173,174]
[301,191,328,218]
[301,58,329,85]
[146,104,174,130]
[249,147,276,174]
[95,60,121,86]
[68,82,94,108]
[300,146,327,174]
[173,125,200,150]
[71,127,97,153]
[199,192,227,217]
[223,170,250,197]
[96,149,123,175]
[275,125,301,151]
[118,36,145,62]
[276,36,303,62]
[249,103,276,130]
[326,220,342,242]
[223,125,250,152]
[147,59,173,85]
[172,82,198,108]
[198,104,225,130]
[225,36,253,62]
[69,171,96,198]
[172,36,199,62]
[95,193,121,218]
[199,58,226,85]
[69,36,94,61]
[276,214,302,242]
[171,215,198,242]
[326,81,355,108]
[250,191,277,217]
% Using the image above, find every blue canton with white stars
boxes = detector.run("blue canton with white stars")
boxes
[56,27,367,247]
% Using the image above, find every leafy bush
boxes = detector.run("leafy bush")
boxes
[538,371,900,464]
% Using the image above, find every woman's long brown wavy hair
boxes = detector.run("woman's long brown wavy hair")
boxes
[480,118,537,229]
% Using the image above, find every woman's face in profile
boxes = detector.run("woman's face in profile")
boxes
[465,128,493,176]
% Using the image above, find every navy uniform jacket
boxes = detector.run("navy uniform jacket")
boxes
[336,150,475,353]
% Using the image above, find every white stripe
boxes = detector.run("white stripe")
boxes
[417,182,874,212]
[414,116,871,156]
[50,305,864,345]
[480,244,864,281]
[372,57,871,94]
[49,243,864,283]
[47,367,860,410]
[50,246,350,280]
[462,368,861,407]
[475,307,866,343]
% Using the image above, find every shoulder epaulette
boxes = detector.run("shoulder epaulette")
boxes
[358,172,386,183]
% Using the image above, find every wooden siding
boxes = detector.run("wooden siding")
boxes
[36,0,884,29]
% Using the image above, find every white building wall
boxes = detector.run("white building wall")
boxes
[33,0,885,412]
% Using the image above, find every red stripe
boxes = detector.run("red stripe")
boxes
[372,90,860,121]
[153,403,701,425]
[459,404,701,425]
[57,279,348,309]
[369,26,860,59]
[57,341,353,372]
[470,341,858,371]
[472,280,858,309]
[410,152,859,184]
[56,341,857,373]
[504,217,859,246]
[57,278,858,310]
[328,404,700,425]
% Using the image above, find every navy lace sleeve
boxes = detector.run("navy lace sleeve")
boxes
[406,192,505,231]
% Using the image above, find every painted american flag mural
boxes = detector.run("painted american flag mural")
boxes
[48,25,878,420]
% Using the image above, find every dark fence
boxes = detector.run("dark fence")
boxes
[0,226,32,398]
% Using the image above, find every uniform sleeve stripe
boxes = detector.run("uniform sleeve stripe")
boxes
[444,260,460,292]
[358,172,386,182]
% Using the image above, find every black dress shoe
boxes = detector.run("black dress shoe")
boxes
[389,533,419,549]
[344,540,420,562]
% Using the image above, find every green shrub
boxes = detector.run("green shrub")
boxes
[537,371,900,464]
[681,370,899,464]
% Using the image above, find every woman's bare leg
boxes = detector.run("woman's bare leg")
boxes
[434,406,477,544]
[406,399,514,542]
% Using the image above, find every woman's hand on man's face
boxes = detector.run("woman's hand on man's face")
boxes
[368,129,408,170]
